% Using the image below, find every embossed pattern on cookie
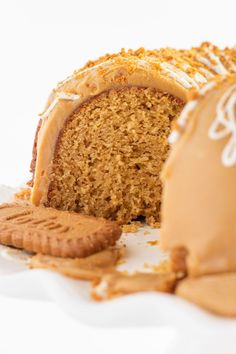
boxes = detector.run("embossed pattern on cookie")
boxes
[0,203,122,258]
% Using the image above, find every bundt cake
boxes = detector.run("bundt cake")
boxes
[160,74,236,315]
[29,43,236,226]
[160,74,236,276]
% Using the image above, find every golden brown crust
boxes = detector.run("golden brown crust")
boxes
[0,203,121,258]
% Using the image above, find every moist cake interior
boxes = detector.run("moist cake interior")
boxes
[47,86,184,226]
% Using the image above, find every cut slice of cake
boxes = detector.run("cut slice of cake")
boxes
[29,43,236,226]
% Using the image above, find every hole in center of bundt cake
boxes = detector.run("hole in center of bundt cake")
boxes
[47,87,184,226]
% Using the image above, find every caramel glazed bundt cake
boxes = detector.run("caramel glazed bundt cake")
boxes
[29,42,236,226]
[160,74,236,316]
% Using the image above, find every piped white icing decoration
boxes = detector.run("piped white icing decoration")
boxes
[177,100,198,127]
[168,82,216,144]
[199,67,214,79]
[181,63,191,70]
[160,62,200,89]
[138,59,150,68]
[41,55,213,125]
[79,61,112,75]
[57,60,114,90]
[198,81,216,95]
[196,49,228,75]
[39,47,235,127]
[225,56,236,73]
[39,92,81,120]
[168,100,198,144]
[208,84,236,167]
[194,72,208,84]
[57,75,74,89]
[168,130,181,144]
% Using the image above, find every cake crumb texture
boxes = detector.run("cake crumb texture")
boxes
[47,87,184,225]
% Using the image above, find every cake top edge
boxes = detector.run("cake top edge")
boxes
[76,42,236,74]
[52,42,236,97]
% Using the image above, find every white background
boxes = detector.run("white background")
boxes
[0,0,235,353]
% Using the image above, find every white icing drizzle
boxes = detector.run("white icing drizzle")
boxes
[181,63,191,70]
[57,75,74,89]
[39,92,80,120]
[168,100,198,144]
[229,61,236,72]
[226,56,236,73]
[194,72,208,84]
[138,59,150,68]
[180,63,207,84]
[39,57,151,123]
[177,100,198,128]
[160,62,199,89]
[168,82,217,145]
[208,84,236,167]
[57,61,114,90]
[196,49,228,75]
[168,130,180,144]
[198,81,216,95]
[79,61,110,75]
[199,67,214,79]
